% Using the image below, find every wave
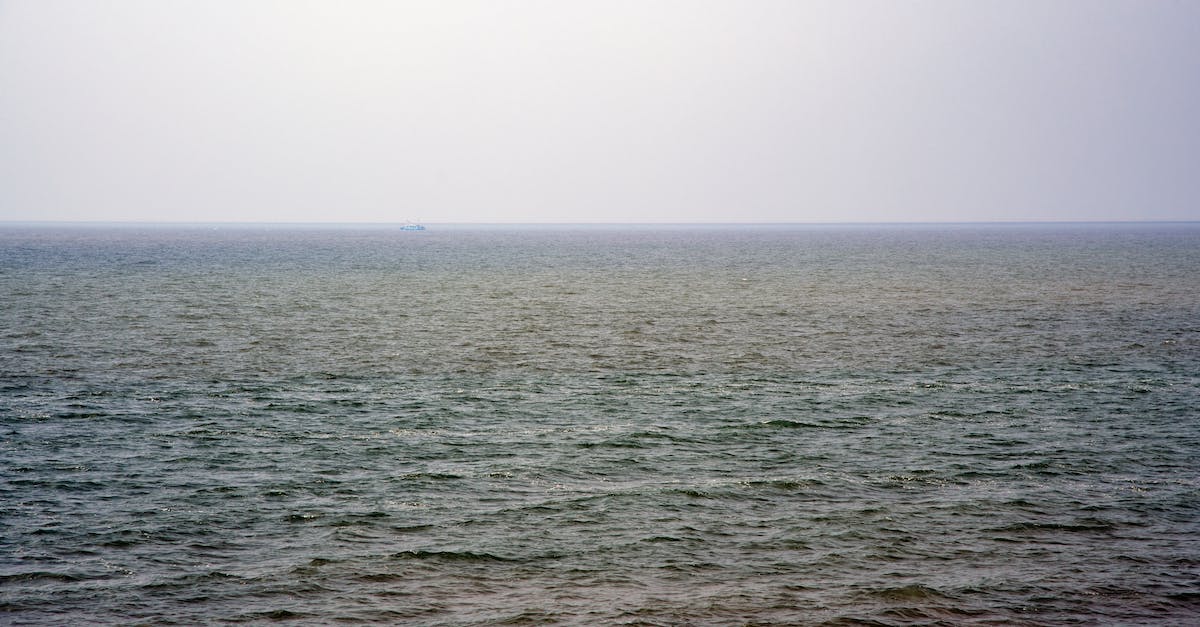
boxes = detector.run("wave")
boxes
[389,549,518,563]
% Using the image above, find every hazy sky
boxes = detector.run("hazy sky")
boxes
[1,1,1197,223]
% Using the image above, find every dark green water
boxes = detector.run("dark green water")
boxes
[2,223,1198,625]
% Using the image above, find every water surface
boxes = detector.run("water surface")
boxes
[2,223,1198,624]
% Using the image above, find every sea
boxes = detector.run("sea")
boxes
[1,222,1198,625]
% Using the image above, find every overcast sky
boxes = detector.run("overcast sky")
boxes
[1,0,1197,223]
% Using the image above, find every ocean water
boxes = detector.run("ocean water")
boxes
[1,223,1198,625]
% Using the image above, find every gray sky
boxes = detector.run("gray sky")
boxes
[1,0,1197,223]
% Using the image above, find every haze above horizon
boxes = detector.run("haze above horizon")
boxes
[2,1,1198,224]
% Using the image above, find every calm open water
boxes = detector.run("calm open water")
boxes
[1,223,1198,625]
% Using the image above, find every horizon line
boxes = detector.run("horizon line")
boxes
[3,219,1198,227]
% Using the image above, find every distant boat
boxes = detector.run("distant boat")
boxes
[399,222,426,231]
